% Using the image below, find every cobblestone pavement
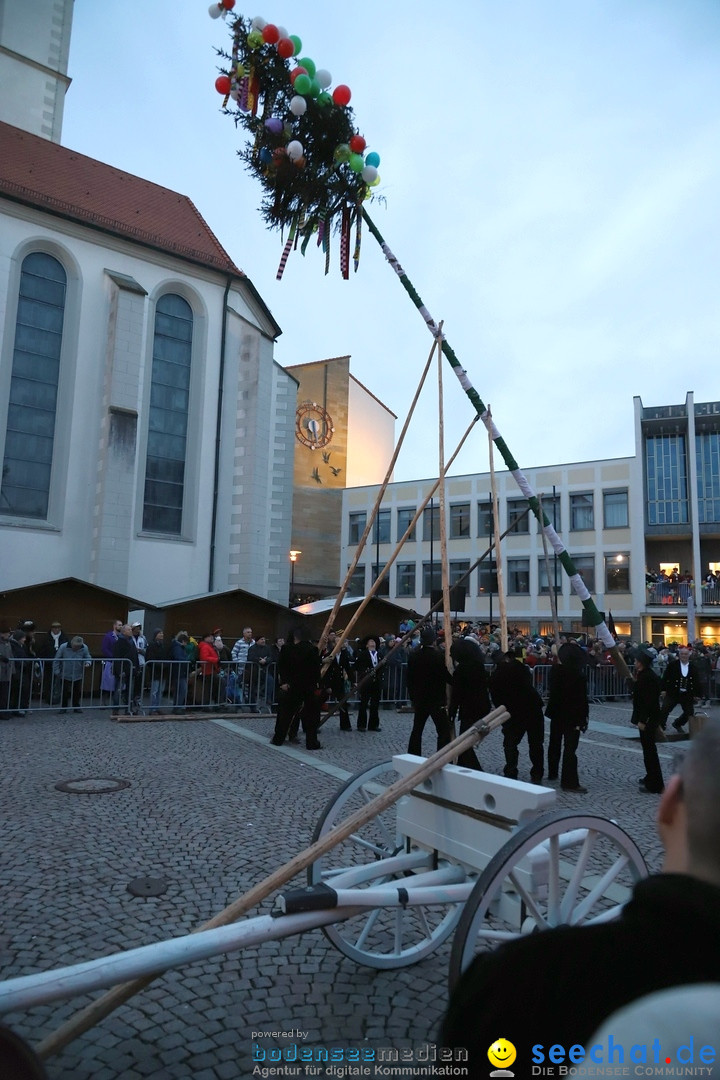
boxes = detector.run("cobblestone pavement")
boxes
[0,699,702,1079]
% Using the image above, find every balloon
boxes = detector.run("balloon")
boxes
[308,79,321,98]
[208,4,222,19]
[361,165,378,184]
[220,0,236,8]
[332,84,352,106]
[289,95,307,116]
[262,24,279,44]
[371,173,381,187]
[289,66,308,83]
[259,146,272,164]
[251,16,266,30]
[317,92,332,108]
[247,30,264,49]
[334,143,351,163]
[286,140,304,161]
[236,62,246,77]
[289,35,302,55]
[293,156,306,169]
[264,116,283,134]
[349,153,364,173]
[215,74,231,95]
[277,26,288,38]
[272,147,287,165]
[293,73,311,95]
[349,134,366,154]
[297,57,316,78]
[365,151,380,168]
[277,37,294,59]
[315,68,332,89]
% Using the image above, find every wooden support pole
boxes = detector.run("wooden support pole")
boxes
[436,327,452,669]
[487,407,507,652]
[538,493,561,646]
[36,706,510,1059]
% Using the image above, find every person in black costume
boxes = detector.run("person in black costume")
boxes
[489,646,544,783]
[270,628,323,750]
[449,636,490,771]
[353,636,384,732]
[632,646,665,794]
[406,626,452,756]
[440,718,720,1068]
[659,644,697,732]
[320,631,353,731]
[545,641,588,792]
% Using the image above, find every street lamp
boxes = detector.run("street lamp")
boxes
[289,549,301,607]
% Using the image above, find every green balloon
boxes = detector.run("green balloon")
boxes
[317,92,332,108]
[334,143,351,163]
[289,35,302,55]
[297,56,316,78]
[349,153,364,173]
[308,79,321,98]
[293,73,312,95]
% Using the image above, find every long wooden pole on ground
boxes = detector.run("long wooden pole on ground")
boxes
[36,705,510,1059]
[361,208,631,681]
[317,335,438,652]
[437,329,452,669]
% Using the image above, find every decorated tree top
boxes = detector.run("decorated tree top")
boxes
[212,7,382,277]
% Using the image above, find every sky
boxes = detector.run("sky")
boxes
[63,1,720,483]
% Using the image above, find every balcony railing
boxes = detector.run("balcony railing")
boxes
[646,582,720,607]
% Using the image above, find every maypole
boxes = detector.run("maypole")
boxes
[210,9,630,679]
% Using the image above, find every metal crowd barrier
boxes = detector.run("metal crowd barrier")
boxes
[528,662,632,703]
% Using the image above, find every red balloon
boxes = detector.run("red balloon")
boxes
[289,66,308,83]
[277,37,294,59]
[349,134,366,154]
[220,0,235,8]
[215,74,231,95]
[262,23,280,44]
[332,84,352,107]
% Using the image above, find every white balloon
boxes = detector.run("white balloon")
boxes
[208,3,222,17]
[286,140,304,160]
[361,165,379,184]
[289,95,308,116]
[315,69,332,89]
[251,16,266,30]
[277,26,288,39]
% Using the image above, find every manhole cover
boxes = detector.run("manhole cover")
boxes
[55,777,131,794]
[127,876,169,898]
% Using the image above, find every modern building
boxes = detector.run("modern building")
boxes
[0,119,298,606]
[339,393,720,647]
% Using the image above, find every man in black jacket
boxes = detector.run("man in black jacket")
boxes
[112,624,140,716]
[320,631,353,731]
[659,644,697,732]
[490,645,545,783]
[270,628,323,750]
[440,719,720,1070]
[406,626,452,755]
[632,646,665,793]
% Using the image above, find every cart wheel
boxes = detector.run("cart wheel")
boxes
[448,809,648,989]
[309,760,466,969]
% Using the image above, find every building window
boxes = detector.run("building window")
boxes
[603,490,628,528]
[477,560,498,595]
[538,559,562,595]
[397,506,416,542]
[347,565,365,596]
[1,252,66,518]
[142,294,192,534]
[396,562,416,597]
[507,558,530,594]
[449,560,471,586]
[539,493,561,532]
[372,509,391,544]
[449,502,471,539]
[507,498,529,534]
[422,562,443,597]
[605,553,630,592]
[477,500,493,539]
[422,503,441,542]
[696,433,720,523]
[572,555,595,593]
[646,434,689,525]
[570,493,594,531]
[372,563,390,597]
[348,511,367,545]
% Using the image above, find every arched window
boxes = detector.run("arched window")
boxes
[142,293,192,534]
[1,252,66,519]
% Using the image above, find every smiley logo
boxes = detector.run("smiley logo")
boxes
[488,1038,517,1073]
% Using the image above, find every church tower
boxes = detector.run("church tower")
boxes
[0,0,74,141]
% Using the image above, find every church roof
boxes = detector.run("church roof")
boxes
[0,120,243,276]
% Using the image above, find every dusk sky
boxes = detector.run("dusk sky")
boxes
[64,1,720,482]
